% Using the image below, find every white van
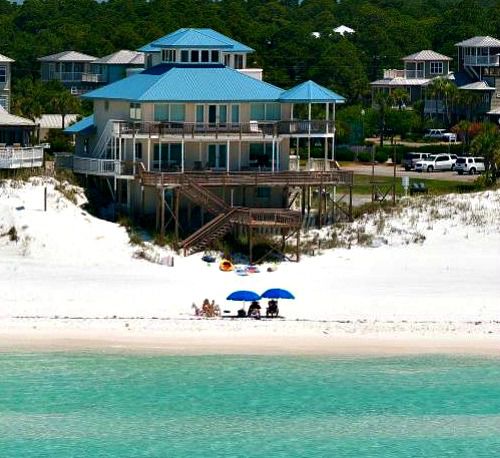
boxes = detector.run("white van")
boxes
[455,157,485,175]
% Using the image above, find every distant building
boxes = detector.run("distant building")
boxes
[38,50,144,95]
[36,114,80,140]
[0,53,14,112]
[333,25,355,36]
[455,36,500,123]
[371,50,453,114]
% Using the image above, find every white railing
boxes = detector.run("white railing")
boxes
[81,73,107,83]
[48,72,84,82]
[383,69,405,79]
[73,156,123,175]
[405,70,425,79]
[0,147,44,169]
[464,55,500,66]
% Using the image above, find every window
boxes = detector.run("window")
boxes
[0,95,7,109]
[135,142,143,160]
[191,50,199,63]
[104,100,109,112]
[196,105,205,124]
[208,144,227,169]
[201,50,210,63]
[211,50,220,63]
[130,103,142,120]
[162,49,176,62]
[0,65,6,83]
[181,50,189,62]
[256,187,271,199]
[249,143,273,168]
[154,104,185,122]
[250,103,281,121]
[231,105,240,124]
[430,61,443,74]
[234,54,244,69]
[153,143,182,170]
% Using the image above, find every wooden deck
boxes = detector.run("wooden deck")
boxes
[138,169,354,188]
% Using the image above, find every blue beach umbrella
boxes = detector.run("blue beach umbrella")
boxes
[261,288,295,300]
[226,290,261,302]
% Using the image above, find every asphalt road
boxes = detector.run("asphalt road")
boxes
[343,164,477,182]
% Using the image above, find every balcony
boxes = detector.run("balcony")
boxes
[47,72,84,83]
[116,120,335,139]
[464,55,500,66]
[81,72,107,83]
[0,146,44,169]
[405,70,425,79]
[73,157,132,176]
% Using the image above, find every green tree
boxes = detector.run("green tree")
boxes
[51,90,82,129]
[471,123,500,184]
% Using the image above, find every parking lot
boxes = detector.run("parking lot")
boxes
[342,164,477,182]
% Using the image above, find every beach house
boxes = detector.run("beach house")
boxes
[454,36,500,123]
[39,50,144,95]
[66,28,351,258]
[370,50,453,114]
[0,53,14,112]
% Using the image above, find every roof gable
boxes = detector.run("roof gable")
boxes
[455,36,500,47]
[279,80,346,103]
[403,50,452,61]
[38,51,97,62]
[0,53,14,63]
[141,28,253,53]
[93,50,145,65]
[83,64,283,103]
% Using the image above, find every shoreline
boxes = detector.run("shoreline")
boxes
[2,318,500,356]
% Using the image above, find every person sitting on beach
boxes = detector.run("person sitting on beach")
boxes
[266,300,279,318]
[247,301,261,319]
[202,299,210,317]
[192,303,202,316]
[213,302,221,317]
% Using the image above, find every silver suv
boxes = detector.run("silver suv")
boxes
[455,157,485,175]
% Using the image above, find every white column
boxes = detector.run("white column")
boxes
[147,138,152,171]
[238,141,242,171]
[332,103,336,162]
[271,139,275,173]
[181,139,185,173]
[226,140,230,173]
[159,139,162,171]
[198,142,202,162]
[276,139,280,171]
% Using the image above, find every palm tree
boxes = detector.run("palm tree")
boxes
[374,91,392,147]
[427,77,455,125]
[390,88,410,111]
[471,123,500,184]
[51,91,81,129]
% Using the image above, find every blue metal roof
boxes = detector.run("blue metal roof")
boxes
[64,115,95,135]
[141,28,253,52]
[279,81,346,103]
[83,64,283,103]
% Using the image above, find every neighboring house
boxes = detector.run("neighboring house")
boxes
[66,28,350,259]
[0,106,44,169]
[0,53,14,112]
[371,50,453,114]
[36,114,80,140]
[90,50,144,85]
[38,50,145,95]
[455,36,500,123]
[39,51,98,95]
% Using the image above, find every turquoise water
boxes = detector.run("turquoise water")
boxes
[1,354,500,457]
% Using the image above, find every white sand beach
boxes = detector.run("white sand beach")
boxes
[1,177,500,355]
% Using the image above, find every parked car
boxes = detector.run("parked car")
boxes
[424,128,446,140]
[415,154,455,172]
[442,132,457,142]
[455,156,485,175]
[402,152,430,171]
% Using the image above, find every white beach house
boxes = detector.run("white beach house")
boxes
[66,28,351,258]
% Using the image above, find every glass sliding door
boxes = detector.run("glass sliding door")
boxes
[208,144,227,169]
